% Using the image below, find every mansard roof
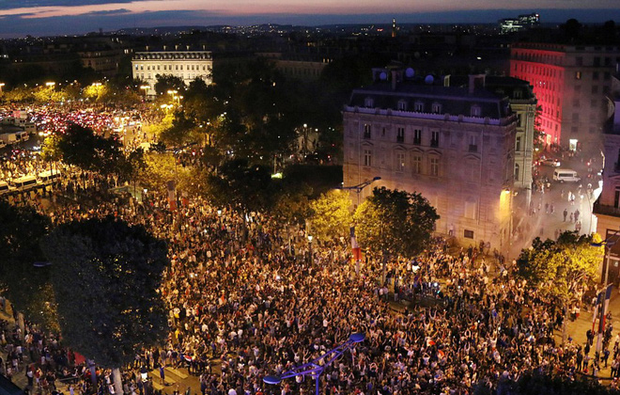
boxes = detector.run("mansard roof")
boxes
[348,81,512,120]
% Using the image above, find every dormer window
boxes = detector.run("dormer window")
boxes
[397,100,407,111]
[364,97,374,108]
[514,89,523,99]
[414,101,424,112]
[431,102,442,114]
[471,105,482,117]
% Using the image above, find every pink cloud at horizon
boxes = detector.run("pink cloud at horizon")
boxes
[1,0,618,20]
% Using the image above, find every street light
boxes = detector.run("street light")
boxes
[308,235,313,264]
[45,82,55,88]
[263,333,365,395]
[0,83,5,93]
[340,176,381,207]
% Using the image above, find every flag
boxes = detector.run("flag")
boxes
[167,180,176,211]
[593,290,603,332]
[599,284,614,334]
[351,227,361,262]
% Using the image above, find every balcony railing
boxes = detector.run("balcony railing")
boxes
[593,201,620,217]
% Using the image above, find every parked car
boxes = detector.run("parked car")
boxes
[540,156,561,167]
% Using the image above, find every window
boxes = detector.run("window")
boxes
[363,124,371,139]
[396,127,405,143]
[604,72,611,81]
[514,163,520,181]
[516,136,521,152]
[471,105,481,117]
[593,71,600,80]
[593,57,601,67]
[412,155,422,174]
[468,135,478,152]
[364,97,374,107]
[514,89,522,99]
[398,100,407,111]
[516,114,523,127]
[431,102,442,114]
[464,199,477,219]
[396,152,405,171]
[414,101,424,112]
[430,157,439,176]
[464,230,475,239]
[576,57,583,66]
[363,149,372,167]
[573,99,580,107]
[575,71,582,80]
[413,129,422,145]
[431,131,439,147]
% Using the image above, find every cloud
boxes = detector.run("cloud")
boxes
[0,0,147,10]
[82,8,131,16]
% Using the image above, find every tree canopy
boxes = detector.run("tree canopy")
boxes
[0,201,57,330]
[308,190,352,241]
[516,231,602,303]
[354,187,439,258]
[41,217,169,368]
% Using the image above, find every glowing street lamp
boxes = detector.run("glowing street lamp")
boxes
[45,82,55,88]
[0,83,5,93]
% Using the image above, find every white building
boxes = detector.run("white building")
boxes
[132,50,213,96]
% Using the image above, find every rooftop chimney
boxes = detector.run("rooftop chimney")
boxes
[468,74,486,94]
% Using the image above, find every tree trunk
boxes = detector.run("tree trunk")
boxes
[113,367,124,395]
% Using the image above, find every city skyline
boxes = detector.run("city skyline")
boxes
[0,0,619,38]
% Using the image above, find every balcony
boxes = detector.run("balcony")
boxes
[593,201,620,217]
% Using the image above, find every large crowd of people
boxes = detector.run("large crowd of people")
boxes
[0,132,619,395]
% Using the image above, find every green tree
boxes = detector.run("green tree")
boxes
[56,123,123,175]
[516,231,602,341]
[41,217,169,394]
[154,74,185,96]
[354,187,439,259]
[202,158,275,214]
[0,201,57,331]
[308,190,352,241]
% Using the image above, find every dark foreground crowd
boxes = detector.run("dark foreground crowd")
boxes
[2,178,620,395]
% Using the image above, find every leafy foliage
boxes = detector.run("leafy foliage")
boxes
[516,232,602,303]
[309,190,352,241]
[202,158,276,213]
[354,187,439,258]
[41,217,169,368]
[0,201,57,330]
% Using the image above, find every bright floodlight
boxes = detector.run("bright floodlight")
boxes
[263,375,282,385]
[349,333,365,343]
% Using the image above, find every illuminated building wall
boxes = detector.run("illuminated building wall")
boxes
[343,71,517,249]
[510,43,619,151]
[132,49,213,96]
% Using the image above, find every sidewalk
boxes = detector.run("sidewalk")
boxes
[555,289,620,380]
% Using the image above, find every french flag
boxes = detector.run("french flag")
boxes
[599,284,614,333]
[593,290,603,332]
[351,227,361,262]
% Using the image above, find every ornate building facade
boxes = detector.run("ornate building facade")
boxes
[343,70,519,249]
[132,49,213,96]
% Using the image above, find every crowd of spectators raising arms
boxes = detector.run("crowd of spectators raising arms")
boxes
[1,135,619,394]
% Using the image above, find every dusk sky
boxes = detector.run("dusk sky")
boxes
[1,0,620,38]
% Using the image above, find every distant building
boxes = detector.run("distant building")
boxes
[510,43,620,152]
[499,13,540,34]
[343,70,518,249]
[132,48,213,96]
[257,52,331,82]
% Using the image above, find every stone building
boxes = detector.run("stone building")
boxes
[132,48,213,96]
[510,43,619,151]
[343,70,518,249]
